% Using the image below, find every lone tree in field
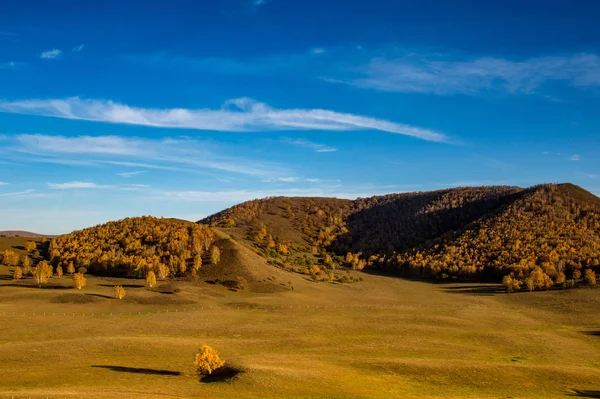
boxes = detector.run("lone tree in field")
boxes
[146,271,157,288]
[24,240,37,252]
[194,345,225,376]
[72,272,86,290]
[13,266,22,281]
[32,261,53,287]
[210,245,221,265]
[55,265,63,278]
[114,285,126,300]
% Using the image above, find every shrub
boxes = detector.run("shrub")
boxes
[210,245,221,265]
[55,266,63,278]
[72,273,86,290]
[146,271,157,288]
[584,269,596,286]
[67,261,75,275]
[13,266,22,281]
[114,285,126,300]
[194,345,225,376]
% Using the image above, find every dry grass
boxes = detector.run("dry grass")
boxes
[0,263,599,399]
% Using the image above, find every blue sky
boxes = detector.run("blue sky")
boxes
[1,0,600,234]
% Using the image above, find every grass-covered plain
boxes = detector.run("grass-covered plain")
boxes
[0,262,599,399]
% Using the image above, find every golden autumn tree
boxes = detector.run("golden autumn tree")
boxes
[210,245,221,265]
[584,269,596,286]
[158,263,170,280]
[21,255,31,275]
[32,261,53,287]
[114,285,126,300]
[24,240,37,252]
[67,261,75,275]
[13,266,22,281]
[146,271,157,288]
[502,275,514,293]
[55,265,63,278]
[193,345,225,375]
[72,272,86,290]
[1,250,19,267]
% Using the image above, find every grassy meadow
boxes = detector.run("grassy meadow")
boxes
[0,258,599,398]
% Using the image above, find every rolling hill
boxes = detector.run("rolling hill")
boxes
[201,183,600,290]
[7,183,597,293]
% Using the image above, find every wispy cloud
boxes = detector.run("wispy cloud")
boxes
[0,31,19,43]
[40,49,62,59]
[570,154,580,161]
[0,181,7,186]
[312,48,326,55]
[278,177,298,182]
[251,0,269,7]
[0,61,17,70]
[0,97,447,142]
[48,181,112,189]
[0,189,35,197]
[283,138,338,152]
[116,170,146,178]
[155,185,410,203]
[328,52,600,95]
[72,44,84,52]
[11,134,285,177]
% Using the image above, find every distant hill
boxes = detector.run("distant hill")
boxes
[0,230,51,238]
[200,183,600,290]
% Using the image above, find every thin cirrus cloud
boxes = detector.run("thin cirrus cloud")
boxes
[39,49,62,59]
[155,186,409,203]
[11,134,286,178]
[0,97,447,142]
[47,181,112,189]
[283,138,337,152]
[72,44,84,52]
[331,52,600,95]
[117,171,146,178]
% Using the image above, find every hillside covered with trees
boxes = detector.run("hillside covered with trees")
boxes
[201,183,600,290]
[48,217,217,278]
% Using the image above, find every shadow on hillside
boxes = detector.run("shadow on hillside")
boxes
[12,245,26,251]
[85,293,113,299]
[582,331,600,337]
[200,366,242,383]
[92,365,181,376]
[568,389,600,398]
[442,285,505,296]
[329,188,525,257]
[0,283,71,290]
[97,283,143,288]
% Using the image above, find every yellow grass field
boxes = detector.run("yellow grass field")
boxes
[0,261,599,399]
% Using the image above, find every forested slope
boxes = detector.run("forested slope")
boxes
[202,184,600,290]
